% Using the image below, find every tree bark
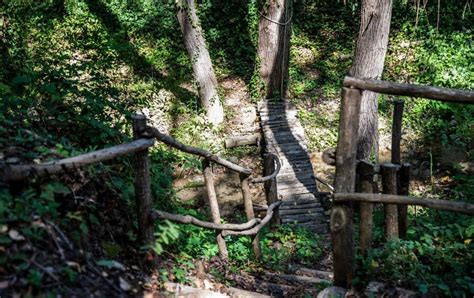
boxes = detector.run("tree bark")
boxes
[257,0,292,99]
[350,0,393,160]
[357,161,375,255]
[176,0,224,124]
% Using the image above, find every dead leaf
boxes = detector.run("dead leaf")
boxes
[32,220,47,229]
[0,280,9,289]
[8,230,25,241]
[0,225,7,233]
[119,277,131,291]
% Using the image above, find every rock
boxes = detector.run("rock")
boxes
[5,157,20,164]
[119,277,131,291]
[317,286,346,298]
[365,281,385,296]
[365,281,416,298]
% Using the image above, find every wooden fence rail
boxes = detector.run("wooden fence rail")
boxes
[2,115,282,264]
[343,76,474,104]
[332,77,474,288]
[0,138,155,182]
[334,193,474,215]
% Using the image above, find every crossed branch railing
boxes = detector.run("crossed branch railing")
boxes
[1,115,281,262]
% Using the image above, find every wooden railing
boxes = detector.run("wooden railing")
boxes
[1,114,281,263]
[331,77,474,287]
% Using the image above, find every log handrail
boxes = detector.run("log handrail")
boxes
[343,76,474,104]
[222,201,281,236]
[145,126,252,175]
[0,138,155,182]
[151,210,261,230]
[250,153,281,183]
[334,193,474,216]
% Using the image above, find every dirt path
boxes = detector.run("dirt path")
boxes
[173,77,265,217]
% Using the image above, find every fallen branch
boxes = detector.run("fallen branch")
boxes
[222,201,281,236]
[334,193,474,215]
[250,153,281,184]
[1,138,155,182]
[146,126,252,175]
[224,134,260,148]
[312,175,334,192]
[151,210,261,231]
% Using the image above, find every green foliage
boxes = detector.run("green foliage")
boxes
[385,3,473,147]
[153,220,180,255]
[262,225,323,270]
[356,175,474,296]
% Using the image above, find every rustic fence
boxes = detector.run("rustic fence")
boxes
[1,114,281,263]
[331,76,474,287]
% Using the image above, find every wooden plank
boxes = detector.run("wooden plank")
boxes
[279,208,325,216]
[278,185,317,193]
[276,170,314,180]
[278,182,316,191]
[291,222,328,233]
[280,197,319,206]
[281,214,326,224]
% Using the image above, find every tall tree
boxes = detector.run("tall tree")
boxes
[350,0,393,159]
[176,0,224,124]
[257,0,292,99]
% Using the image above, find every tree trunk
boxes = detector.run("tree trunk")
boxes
[176,0,224,124]
[257,0,292,99]
[349,0,393,160]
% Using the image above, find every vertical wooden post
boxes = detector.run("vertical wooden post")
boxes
[391,100,404,165]
[381,163,401,240]
[332,87,362,287]
[398,163,411,238]
[240,173,261,259]
[202,160,228,260]
[357,161,375,254]
[132,114,156,265]
[263,153,279,227]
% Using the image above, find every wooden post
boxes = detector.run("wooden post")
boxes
[331,87,362,287]
[381,163,401,240]
[240,173,261,259]
[263,153,279,227]
[357,161,375,254]
[202,160,228,260]
[132,114,157,265]
[391,100,404,164]
[398,163,411,238]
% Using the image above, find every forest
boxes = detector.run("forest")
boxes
[0,0,473,297]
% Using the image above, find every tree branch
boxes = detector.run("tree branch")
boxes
[1,138,155,182]
[250,153,281,183]
[151,210,261,231]
[222,201,281,236]
[145,126,252,175]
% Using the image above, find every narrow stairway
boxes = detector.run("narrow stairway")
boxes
[257,100,329,234]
